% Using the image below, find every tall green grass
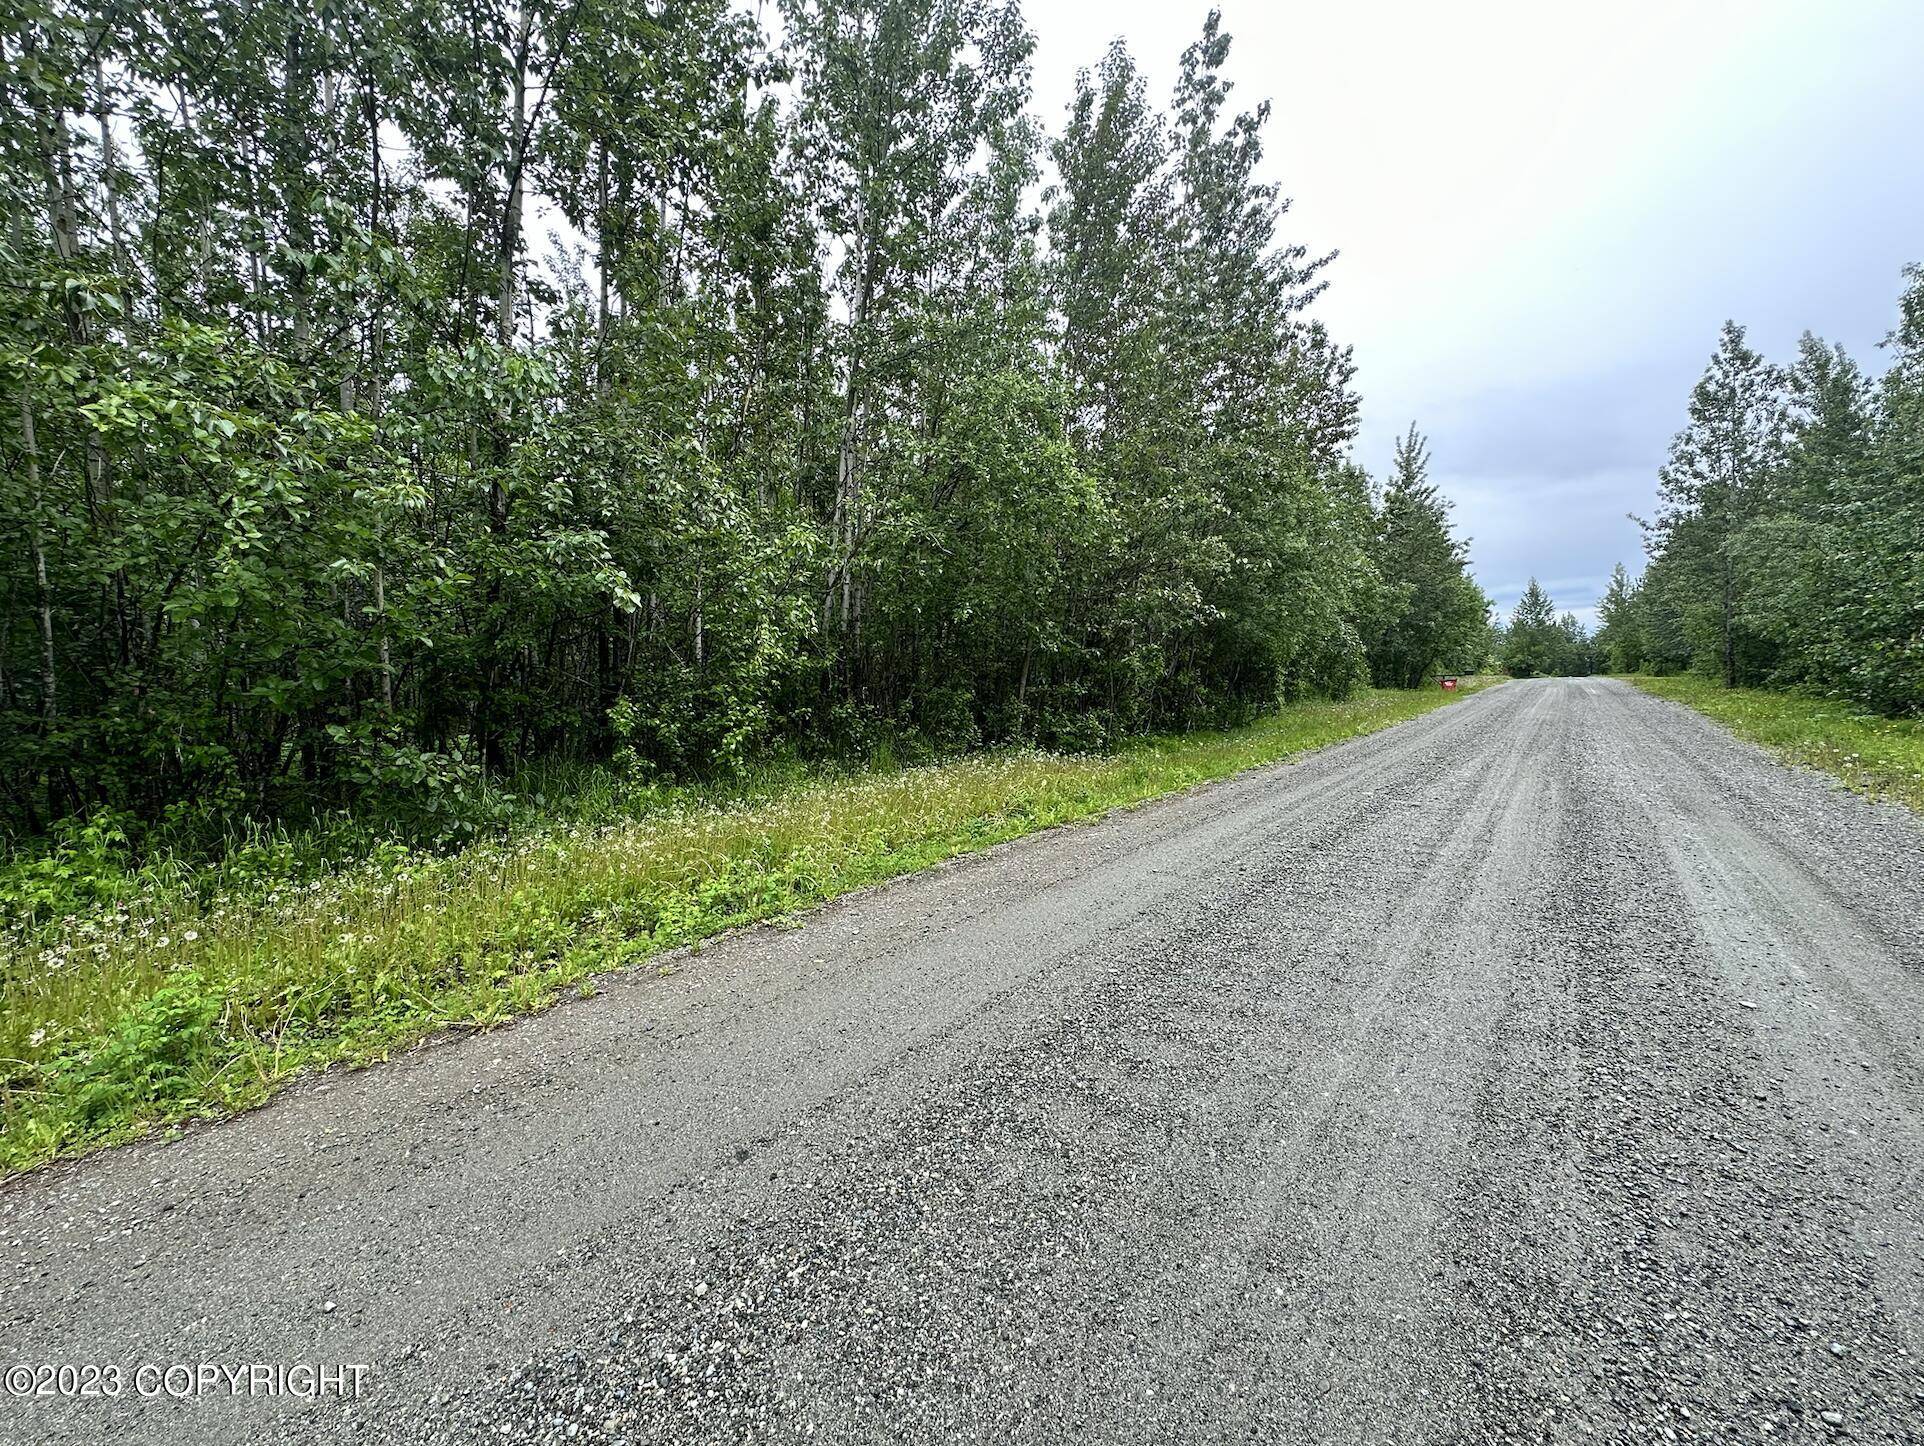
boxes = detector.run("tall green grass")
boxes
[1631,675,1924,812]
[0,682,1494,1175]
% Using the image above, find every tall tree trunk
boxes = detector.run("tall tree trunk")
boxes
[693,557,704,670]
[17,387,58,732]
[286,26,313,353]
[34,96,79,269]
[1721,555,1736,688]
[498,9,532,348]
[93,58,125,272]
[374,567,394,710]
[830,201,875,644]
[36,78,113,561]
[594,143,611,394]
[244,136,268,344]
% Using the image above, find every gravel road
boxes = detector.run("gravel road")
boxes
[5,677,1923,1445]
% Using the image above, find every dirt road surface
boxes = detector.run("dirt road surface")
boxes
[5,678,1922,1444]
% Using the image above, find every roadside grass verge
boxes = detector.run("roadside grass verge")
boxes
[1629,674,1924,812]
[0,681,1496,1175]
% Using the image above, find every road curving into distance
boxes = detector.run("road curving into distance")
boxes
[4,677,1922,1444]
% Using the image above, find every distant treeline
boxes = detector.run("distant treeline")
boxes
[0,2,1490,843]
[1495,578,1600,680]
[1598,269,1924,714]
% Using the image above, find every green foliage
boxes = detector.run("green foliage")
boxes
[0,811,135,921]
[1366,425,1492,688]
[1593,563,1645,673]
[55,972,222,1127]
[1611,274,1924,715]
[1500,578,1596,678]
[0,1,1487,856]
[1641,322,1789,687]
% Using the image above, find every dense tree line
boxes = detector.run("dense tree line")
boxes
[0,0,1488,842]
[1600,270,1924,714]
[1497,578,1597,679]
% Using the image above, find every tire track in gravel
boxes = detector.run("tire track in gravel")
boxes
[1443,680,1924,1445]
[409,684,1566,1446]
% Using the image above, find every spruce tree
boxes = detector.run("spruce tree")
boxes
[1860,265,1924,712]
[1502,579,1561,678]
[1367,424,1489,688]
[1646,321,1788,687]
[1594,563,1645,673]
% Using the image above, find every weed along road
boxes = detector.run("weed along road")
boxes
[5,677,1924,1445]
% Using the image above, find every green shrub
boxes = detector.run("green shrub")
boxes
[0,812,136,927]
[57,973,223,1126]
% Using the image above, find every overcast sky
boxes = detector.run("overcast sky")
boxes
[1021,0,1924,624]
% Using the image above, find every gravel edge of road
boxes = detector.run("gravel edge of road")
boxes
[1624,674,1924,817]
